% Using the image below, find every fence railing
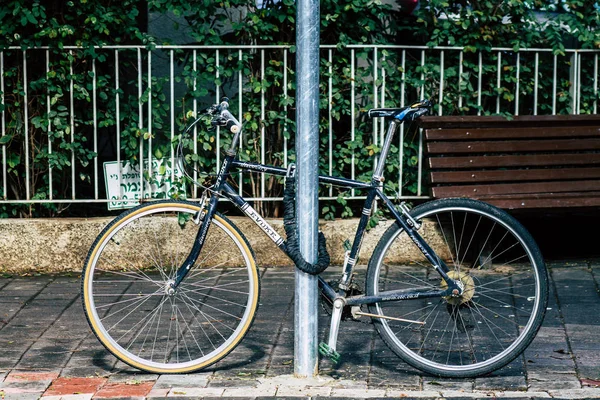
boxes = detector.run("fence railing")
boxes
[0,44,599,213]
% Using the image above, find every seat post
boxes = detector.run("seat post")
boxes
[373,120,399,181]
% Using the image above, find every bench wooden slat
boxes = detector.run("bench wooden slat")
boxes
[419,114,600,129]
[476,192,600,209]
[425,126,600,141]
[427,138,600,154]
[428,153,600,169]
[430,167,600,184]
[486,197,600,209]
[430,180,600,198]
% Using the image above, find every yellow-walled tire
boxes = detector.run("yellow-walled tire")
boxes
[82,200,259,373]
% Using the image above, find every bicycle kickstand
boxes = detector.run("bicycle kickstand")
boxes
[319,297,343,363]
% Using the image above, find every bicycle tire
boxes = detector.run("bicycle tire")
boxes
[366,198,548,378]
[81,200,260,374]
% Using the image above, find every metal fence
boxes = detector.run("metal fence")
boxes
[1,44,599,210]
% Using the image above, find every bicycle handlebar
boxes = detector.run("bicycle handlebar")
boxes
[206,97,243,156]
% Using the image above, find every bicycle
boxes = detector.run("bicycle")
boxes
[81,98,548,378]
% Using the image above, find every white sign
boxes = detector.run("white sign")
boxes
[104,159,184,210]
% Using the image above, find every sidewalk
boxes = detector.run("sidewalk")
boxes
[1,261,600,400]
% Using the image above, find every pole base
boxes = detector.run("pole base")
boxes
[318,342,341,363]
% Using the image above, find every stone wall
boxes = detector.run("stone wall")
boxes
[0,217,446,274]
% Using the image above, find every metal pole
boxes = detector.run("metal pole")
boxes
[294,0,320,378]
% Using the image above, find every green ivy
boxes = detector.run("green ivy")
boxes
[0,0,599,218]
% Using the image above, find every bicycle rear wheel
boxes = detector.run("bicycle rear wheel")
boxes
[366,198,547,378]
[82,200,259,373]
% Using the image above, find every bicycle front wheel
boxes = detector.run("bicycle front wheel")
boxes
[366,198,547,378]
[82,200,259,374]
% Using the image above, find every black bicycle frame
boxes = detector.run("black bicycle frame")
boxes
[172,155,459,305]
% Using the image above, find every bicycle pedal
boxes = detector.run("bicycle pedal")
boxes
[318,342,341,363]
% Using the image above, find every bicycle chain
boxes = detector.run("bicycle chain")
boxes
[320,276,456,327]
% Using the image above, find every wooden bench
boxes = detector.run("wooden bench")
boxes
[419,114,600,210]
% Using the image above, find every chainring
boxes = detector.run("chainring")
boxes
[320,279,370,323]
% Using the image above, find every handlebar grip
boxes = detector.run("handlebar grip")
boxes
[225,119,240,133]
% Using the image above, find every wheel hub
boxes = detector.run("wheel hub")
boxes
[165,280,176,296]
[441,270,475,305]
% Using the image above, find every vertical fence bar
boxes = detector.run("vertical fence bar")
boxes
[294,0,320,377]
[552,54,557,115]
[399,49,406,197]
[594,53,598,114]
[216,49,221,173]
[1,52,6,199]
[191,50,198,197]
[137,48,144,201]
[170,50,175,185]
[23,50,30,200]
[260,49,265,199]
[496,51,501,114]
[283,49,288,169]
[515,52,520,116]
[458,51,463,110]
[577,52,581,114]
[571,51,577,115]
[350,49,355,198]
[328,49,333,197]
[420,50,425,99]
[417,128,423,197]
[372,47,378,173]
[239,49,244,194]
[46,50,53,200]
[116,50,122,200]
[69,50,75,199]
[92,58,98,199]
[438,50,444,116]
[148,50,154,198]
[534,52,539,115]
[417,51,425,196]
[477,52,482,115]
[380,52,386,147]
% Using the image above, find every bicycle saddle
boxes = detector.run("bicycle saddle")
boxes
[367,99,432,121]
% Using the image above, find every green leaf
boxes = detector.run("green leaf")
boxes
[0,135,13,145]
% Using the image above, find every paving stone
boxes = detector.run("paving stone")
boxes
[53,395,93,400]
[0,383,48,393]
[106,374,158,384]
[547,388,600,399]
[381,389,442,398]
[153,375,210,389]
[275,385,332,397]
[423,378,473,391]
[147,387,170,398]
[0,381,53,394]
[207,378,259,388]
[5,372,59,383]
[166,387,225,397]
[329,388,386,397]
[43,377,107,396]
[2,393,46,400]
[59,366,113,378]
[93,381,154,398]
[474,374,527,391]
[527,372,581,391]
[222,386,278,397]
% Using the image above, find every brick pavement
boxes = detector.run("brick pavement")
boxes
[0,262,600,399]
